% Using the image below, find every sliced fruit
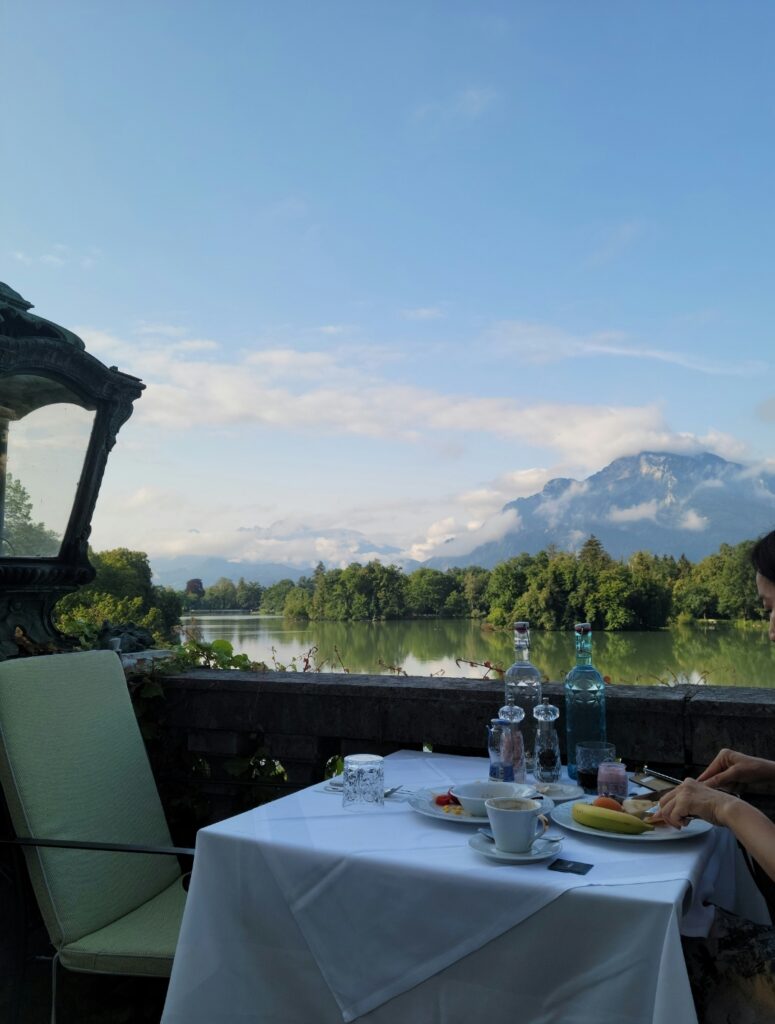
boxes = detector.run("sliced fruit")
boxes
[592,796,624,812]
[572,801,655,834]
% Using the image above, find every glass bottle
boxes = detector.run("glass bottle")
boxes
[487,708,526,784]
[503,621,542,774]
[533,698,561,783]
[564,622,606,781]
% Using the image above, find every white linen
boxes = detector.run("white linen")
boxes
[162,751,757,1024]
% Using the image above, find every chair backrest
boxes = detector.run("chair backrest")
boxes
[0,650,180,948]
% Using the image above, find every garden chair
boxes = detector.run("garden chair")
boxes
[0,650,194,1022]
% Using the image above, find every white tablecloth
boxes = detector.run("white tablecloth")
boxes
[162,751,768,1024]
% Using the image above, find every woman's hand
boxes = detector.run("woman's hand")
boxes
[695,748,775,791]
[657,777,740,828]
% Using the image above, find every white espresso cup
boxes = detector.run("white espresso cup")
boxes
[485,797,547,853]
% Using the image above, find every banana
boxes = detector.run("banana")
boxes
[572,801,655,834]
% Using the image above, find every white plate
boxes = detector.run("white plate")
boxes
[550,799,714,842]
[534,782,584,803]
[408,787,549,825]
[468,832,562,862]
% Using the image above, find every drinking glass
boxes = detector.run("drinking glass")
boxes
[597,760,628,801]
[575,742,616,793]
[342,754,384,810]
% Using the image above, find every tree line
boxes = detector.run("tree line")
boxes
[52,534,765,640]
[257,535,763,631]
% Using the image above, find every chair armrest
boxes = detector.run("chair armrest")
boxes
[1,836,195,857]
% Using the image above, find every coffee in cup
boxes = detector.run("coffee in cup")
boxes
[485,797,547,853]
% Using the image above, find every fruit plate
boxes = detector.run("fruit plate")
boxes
[408,787,551,825]
[550,799,713,842]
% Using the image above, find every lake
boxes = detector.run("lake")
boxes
[180,616,775,688]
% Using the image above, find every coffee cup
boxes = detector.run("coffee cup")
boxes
[485,797,547,853]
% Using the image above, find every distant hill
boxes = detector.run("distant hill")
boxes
[151,452,775,585]
[426,451,775,568]
[151,556,307,589]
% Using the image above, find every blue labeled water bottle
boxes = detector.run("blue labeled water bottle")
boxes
[564,623,606,781]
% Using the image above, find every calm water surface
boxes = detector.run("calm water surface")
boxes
[181,616,775,688]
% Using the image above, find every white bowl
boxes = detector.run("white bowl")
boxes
[450,780,536,817]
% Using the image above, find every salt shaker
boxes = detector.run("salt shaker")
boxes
[489,703,527,784]
[533,698,561,783]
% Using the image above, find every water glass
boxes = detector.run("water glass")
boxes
[597,760,628,802]
[576,741,616,793]
[342,754,384,810]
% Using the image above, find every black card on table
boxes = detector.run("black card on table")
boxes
[547,858,593,875]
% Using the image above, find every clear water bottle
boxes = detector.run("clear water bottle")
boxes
[533,698,561,783]
[487,710,526,784]
[503,621,542,774]
[564,623,606,781]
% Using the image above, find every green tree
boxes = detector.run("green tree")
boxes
[1,473,60,556]
[235,578,263,611]
[405,568,455,616]
[715,541,760,620]
[484,555,533,621]
[203,577,238,610]
[260,579,297,613]
[283,587,311,619]
[54,547,181,642]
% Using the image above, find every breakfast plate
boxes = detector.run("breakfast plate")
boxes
[550,799,713,842]
[534,782,584,803]
[409,787,552,825]
[468,832,562,863]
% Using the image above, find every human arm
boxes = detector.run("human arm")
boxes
[695,748,775,791]
[658,778,775,883]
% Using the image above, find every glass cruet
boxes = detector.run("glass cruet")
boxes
[533,697,561,783]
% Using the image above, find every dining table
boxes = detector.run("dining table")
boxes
[161,749,769,1024]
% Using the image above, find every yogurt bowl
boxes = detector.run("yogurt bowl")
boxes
[450,780,536,818]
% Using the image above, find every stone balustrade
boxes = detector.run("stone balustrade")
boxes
[146,669,775,837]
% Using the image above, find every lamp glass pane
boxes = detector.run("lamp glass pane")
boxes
[0,378,95,557]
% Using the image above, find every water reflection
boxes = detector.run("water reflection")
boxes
[182,617,775,688]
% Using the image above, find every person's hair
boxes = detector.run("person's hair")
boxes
[751,531,775,583]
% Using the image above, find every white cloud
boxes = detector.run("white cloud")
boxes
[407,508,521,562]
[679,509,708,531]
[608,500,659,524]
[494,321,767,377]
[11,251,32,265]
[76,328,745,474]
[401,307,445,321]
[316,325,349,336]
[413,87,498,124]
[536,481,589,528]
[454,87,497,118]
[136,322,189,338]
[245,348,336,378]
[587,220,645,267]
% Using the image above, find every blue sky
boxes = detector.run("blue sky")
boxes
[4,2,775,568]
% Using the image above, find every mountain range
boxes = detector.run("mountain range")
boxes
[150,452,775,586]
[426,451,775,568]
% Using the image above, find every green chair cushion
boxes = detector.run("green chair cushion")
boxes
[0,650,181,947]
[60,875,186,977]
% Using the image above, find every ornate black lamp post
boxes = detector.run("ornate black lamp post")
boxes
[0,282,144,658]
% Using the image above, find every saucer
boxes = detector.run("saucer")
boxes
[534,782,584,803]
[468,832,562,863]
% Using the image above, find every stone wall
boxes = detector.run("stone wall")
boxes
[146,669,775,838]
